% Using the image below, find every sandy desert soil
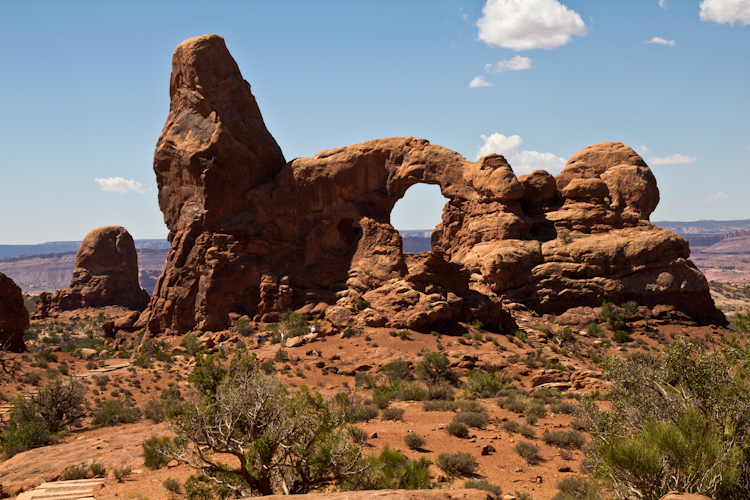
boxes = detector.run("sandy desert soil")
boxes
[0,305,740,500]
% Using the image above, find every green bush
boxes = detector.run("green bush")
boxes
[445,421,469,438]
[551,476,603,500]
[180,334,204,357]
[464,479,502,495]
[514,441,541,464]
[462,370,510,399]
[163,477,183,494]
[541,430,586,449]
[453,411,487,429]
[0,397,52,457]
[90,461,107,478]
[144,387,185,423]
[372,385,394,409]
[503,419,535,438]
[498,394,530,413]
[415,351,458,384]
[435,451,478,475]
[113,466,132,482]
[425,381,455,400]
[350,404,380,423]
[396,383,427,401]
[404,432,426,450]
[423,400,458,412]
[367,445,432,490]
[93,398,141,426]
[380,358,413,383]
[612,330,633,343]
[143,435,174,470]
[274,348,289,362]
[381,407,405,421]
[550,401,577,415]
[61,461,91,480]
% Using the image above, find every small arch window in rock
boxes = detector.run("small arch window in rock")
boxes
[390,184,449,254]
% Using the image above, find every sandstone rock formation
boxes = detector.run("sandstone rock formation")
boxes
[33,226,149,318]
[138,34,725,336]
[0,273,29,352]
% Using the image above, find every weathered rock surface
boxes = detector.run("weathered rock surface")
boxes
[138,34,725,336]
[33,226,149,318]
[0,273,29,352]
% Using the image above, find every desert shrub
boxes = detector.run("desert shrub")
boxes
[423,400,458,412]
[612,330,633,343]
[453,411,487,429]
[93,398,141,426]
[180,334,203,357]
[542,430,586,449]
[274,348,289,362]
[551,476,603,500]
[580,337,750,500]
[503,419,535,438]
[381,407,405,421]
[35,349,58,363]
[464,479,502,496]
[415,351,458,385]
[32,377,87,432]
[163,477,183,494]
[143,435,175,470]
[550,401,577,415]
[355,372,378,389]
[343,426,367,447]
[397,330,411,340]
[90,460,107,478]
[584,322,604,337]
[236,318,252,336]
[514,441,542,464]
[498,394,529,413]
[350,404,380,423]
[279,310,309,338]
[61,461,91,480]
[380,358,413,383]
[366,445,432,490]
[21,371,42,386]
[435,451,478,475]
[341,327,357,339]
[462,370,510,399]
[425,381,455,400]
[168,351,369,495]
[525,401,547,420]
[532,387,563,404]
[372,385,394,409]
[404,432,426,450]
[113,465,132,482]
[397,383,427,401]
[144,387,185,423]
[445,420,469,438]
[0,397,51,457]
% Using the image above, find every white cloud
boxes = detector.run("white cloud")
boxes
[476,0,587,50]
[469,76,494,88]
[477,133,566,174]
[706,191,729,203]
[649,154,698,165]
[485,56,532,73]
[635,145,651,156]
[646,36,676,45]
[659,0,668,9]
[700,0,750,25]
[95,177,148,194]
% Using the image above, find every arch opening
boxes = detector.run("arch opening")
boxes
[390,183,449,254]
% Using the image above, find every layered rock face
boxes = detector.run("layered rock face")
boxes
[0,273,29,352]
[33,226,150,318]
[139,34,724,336]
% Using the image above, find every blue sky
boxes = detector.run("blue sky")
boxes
[1,0,748,244]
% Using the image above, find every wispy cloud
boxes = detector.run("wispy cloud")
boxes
[706,191,729,203]
[635,145,651,156]
[469,76,493,88]
[700,0,750,25]
[95,177,149,194]
[659,0,668,9]
[485,56,532,73]
[649,154,697,165]
[476,0,587,50]
[646,36,676,46]
[477,133,566,174]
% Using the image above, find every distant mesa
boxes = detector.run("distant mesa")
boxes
[33,226,150,319]
[133,34,724,336]
[0,273,30,352]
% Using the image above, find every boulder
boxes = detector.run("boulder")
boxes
[138,34,725,337]
[33,226,149,318]
[0,273,29,352]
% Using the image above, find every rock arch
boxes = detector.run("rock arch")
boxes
[137,34,725,336]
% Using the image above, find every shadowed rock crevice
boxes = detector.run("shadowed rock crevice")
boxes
[138,34,725,336]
